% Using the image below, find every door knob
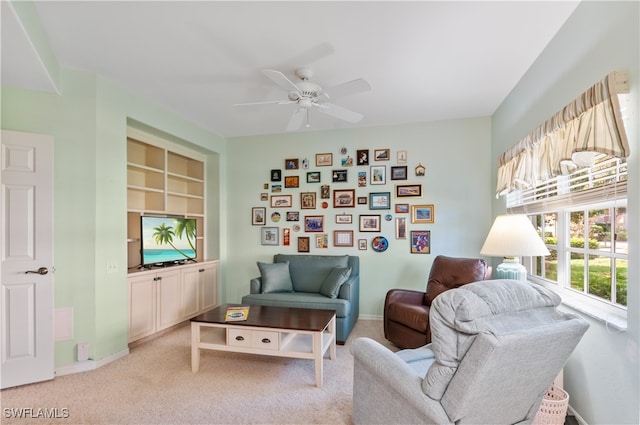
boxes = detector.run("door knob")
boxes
[25,267,48,275]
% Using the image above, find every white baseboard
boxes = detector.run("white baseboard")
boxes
[54,348,129,377]
[359,314,382,320]
[567,405,588,425]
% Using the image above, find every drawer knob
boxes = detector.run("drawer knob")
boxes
[235,336,245,341]
[261,338,271,344]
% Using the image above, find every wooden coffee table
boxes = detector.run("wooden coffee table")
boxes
[190,304,336,387]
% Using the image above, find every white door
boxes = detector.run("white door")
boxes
[1,129,54,389]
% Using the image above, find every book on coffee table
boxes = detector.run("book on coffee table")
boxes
[225,306,250,321]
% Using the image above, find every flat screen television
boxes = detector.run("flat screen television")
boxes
[141,216,197,267]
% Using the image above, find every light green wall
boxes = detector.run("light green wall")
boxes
[492,2,639,423]
[225,118,492,316]
[2,71,100,367]
[1,69,226,366]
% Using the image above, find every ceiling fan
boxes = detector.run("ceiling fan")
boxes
[235,67,371,131]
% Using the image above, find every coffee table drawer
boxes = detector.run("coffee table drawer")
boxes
[251,330,279,350]
[227,328,252,348]
[227,329,280,350]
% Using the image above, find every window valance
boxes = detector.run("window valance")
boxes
[496,71,630,196]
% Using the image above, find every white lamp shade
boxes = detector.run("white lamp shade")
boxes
[480,214,550,257]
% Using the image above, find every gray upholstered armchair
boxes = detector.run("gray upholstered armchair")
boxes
[352,279,589,425]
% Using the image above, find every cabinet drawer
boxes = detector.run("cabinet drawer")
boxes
[251,331,279,351]
[227,328,252,347]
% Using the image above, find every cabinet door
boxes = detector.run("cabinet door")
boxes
[128,275,156,342]
[181,267,200,319]
[199,262,218,311]
[156,269,182,330]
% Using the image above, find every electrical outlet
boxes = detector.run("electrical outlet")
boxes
[106,263,118,273]
[77,342,90,362]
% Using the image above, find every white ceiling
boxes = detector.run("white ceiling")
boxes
[2,1,580,138]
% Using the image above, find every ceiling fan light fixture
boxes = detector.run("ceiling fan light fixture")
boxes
[299,98,313,109]
[288,91,300,101]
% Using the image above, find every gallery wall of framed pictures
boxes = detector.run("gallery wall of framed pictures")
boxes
[254,147,434,254]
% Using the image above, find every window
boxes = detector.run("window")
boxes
[509,151,628,325]
[499,75,631,327]
[527,201,628,309]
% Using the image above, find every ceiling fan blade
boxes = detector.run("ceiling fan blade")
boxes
[286,108,307,132]
[234,99,295,107]
[262,69,301,93]
[320,78,371,101]
[316,103,364,124]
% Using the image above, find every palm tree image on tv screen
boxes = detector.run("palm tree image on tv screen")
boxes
[141,216,196,266]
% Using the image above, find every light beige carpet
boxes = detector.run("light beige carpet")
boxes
[1,319,397,425]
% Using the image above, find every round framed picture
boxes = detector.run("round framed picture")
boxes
[371,236,389,252]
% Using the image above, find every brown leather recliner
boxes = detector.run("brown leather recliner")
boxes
[383,255,491,349]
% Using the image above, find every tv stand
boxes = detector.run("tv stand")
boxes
[128,260,218,343]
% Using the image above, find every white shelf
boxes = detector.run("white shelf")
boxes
[126,137,206,267]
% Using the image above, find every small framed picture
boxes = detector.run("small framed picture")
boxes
[334,230,354,247]
[316,153,333,166]
[282,228,290,246]
[396,184,423,198]
[271,169,282,182]
[300,192,316,209]
[358,171,367,187]
[395,217,407,239]
[395,203,409,214]
[357,196,367,205]
[415,163,426,176]
[271,184,282,193]
[260,193,269,201]
[341,156,354,167]
[333,189,356,208]
[357,149,369,166]
[397,150,408,164]
[284,176,299,188]
[370,165,386,185]
[320,185,330,199]
[391,166,408,180]
[285,158,299,170]
[411,230,431,254]
[252,207,266,225]
[298,236,310,252]
[307,171,321,183]
[374,149,390,161]
[359,214,381,232]
[332,169,348,182]
[335,214,353,224]
[358,239,368,250]
[411,204,435,223]
[304,215,324,232]
[369,192,391,210]
[316,234,328,249]
[261,227,279,245]
[286,211,299,221]
[270,194,292,208]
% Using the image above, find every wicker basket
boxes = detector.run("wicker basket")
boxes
[532,385,570,425]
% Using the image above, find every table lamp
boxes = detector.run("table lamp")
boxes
[480,214,550,280]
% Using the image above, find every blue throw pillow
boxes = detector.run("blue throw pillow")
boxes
[320,267,352,298]
[257,261,294,293]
